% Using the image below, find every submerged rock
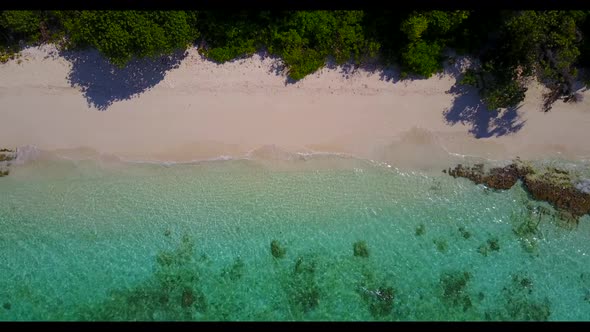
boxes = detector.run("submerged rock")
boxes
[458,227,471,239]
[353,241,370,258]
[447,162,529,190]
[415,224,426,236]
[288,256,321,314]
[439,270,473,312]
[270,240,286,259]
[523,171,590,219]
[447,160,590,221]
[0,148,16,177]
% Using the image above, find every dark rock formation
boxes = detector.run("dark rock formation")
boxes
[447,160,590,221]
[353,241,370,258]
[0,148,16,177]
[448,163,526,190]
[270,240,286,259]
[523,172,590,219]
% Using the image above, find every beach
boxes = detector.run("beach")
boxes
[1,44,589,169]
[2,45,590,321]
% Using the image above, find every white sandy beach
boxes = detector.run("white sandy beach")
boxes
[0,45,589,170]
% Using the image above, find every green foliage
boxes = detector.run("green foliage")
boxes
[1,9,589,98]
[197,11,269,63]
[459,69,479,86]
[401,40,442,78]
[62,11,198,66]
[426,10,470,36]
[398,10,470,78]
[480,76,528,110]
[473,11,588,111]
[267,11,379,80]
[0,11,41,37]
[0,10,45,59]
[401,14,429,42]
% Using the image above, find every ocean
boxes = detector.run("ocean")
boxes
[0,152,589,321]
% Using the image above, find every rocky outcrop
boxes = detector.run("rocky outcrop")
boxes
[523,172,590,219]
[447,162,532,190]
[0,148,16,177]
[446,159,590,221]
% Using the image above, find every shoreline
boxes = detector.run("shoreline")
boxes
[1,44,589,171]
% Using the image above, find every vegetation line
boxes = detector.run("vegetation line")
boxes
[1,10,589,111]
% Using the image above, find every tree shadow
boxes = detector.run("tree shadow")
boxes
[60,49,188,111]
[443,83,526,138]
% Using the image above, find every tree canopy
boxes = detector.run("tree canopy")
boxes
[61,11,198,66]
[1,10,590,111]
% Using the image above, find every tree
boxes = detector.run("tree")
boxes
[265,11,379,80]
[62,11,199,66]
[398,10,470,78]
[471,11,587,111]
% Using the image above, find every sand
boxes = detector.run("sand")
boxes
[0,44,589,170]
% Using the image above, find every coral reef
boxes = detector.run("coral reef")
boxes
[287,256,321,314]
[477,237,500,256]
[415,224,426,236]
[486,274,551,321]
[356,269,396,319]
[72,234,210,320]
[433,239,449,253]
[511,209,544,255]
[458,226,471,239]
[487,238,500,251]
[439,270,473,312]
[220,257,245,281]
[353,241,370,258]
[270,240,286,259]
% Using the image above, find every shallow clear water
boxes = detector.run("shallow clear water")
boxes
[0,155,589,321]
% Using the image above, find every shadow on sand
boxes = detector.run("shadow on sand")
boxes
[443,83,526,138]
[61,49,188,111]
[59,47,528,138]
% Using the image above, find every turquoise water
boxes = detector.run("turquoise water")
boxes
[0,155,589,321]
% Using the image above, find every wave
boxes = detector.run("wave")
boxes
[9,144,590,176]
[13,145,43,165]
